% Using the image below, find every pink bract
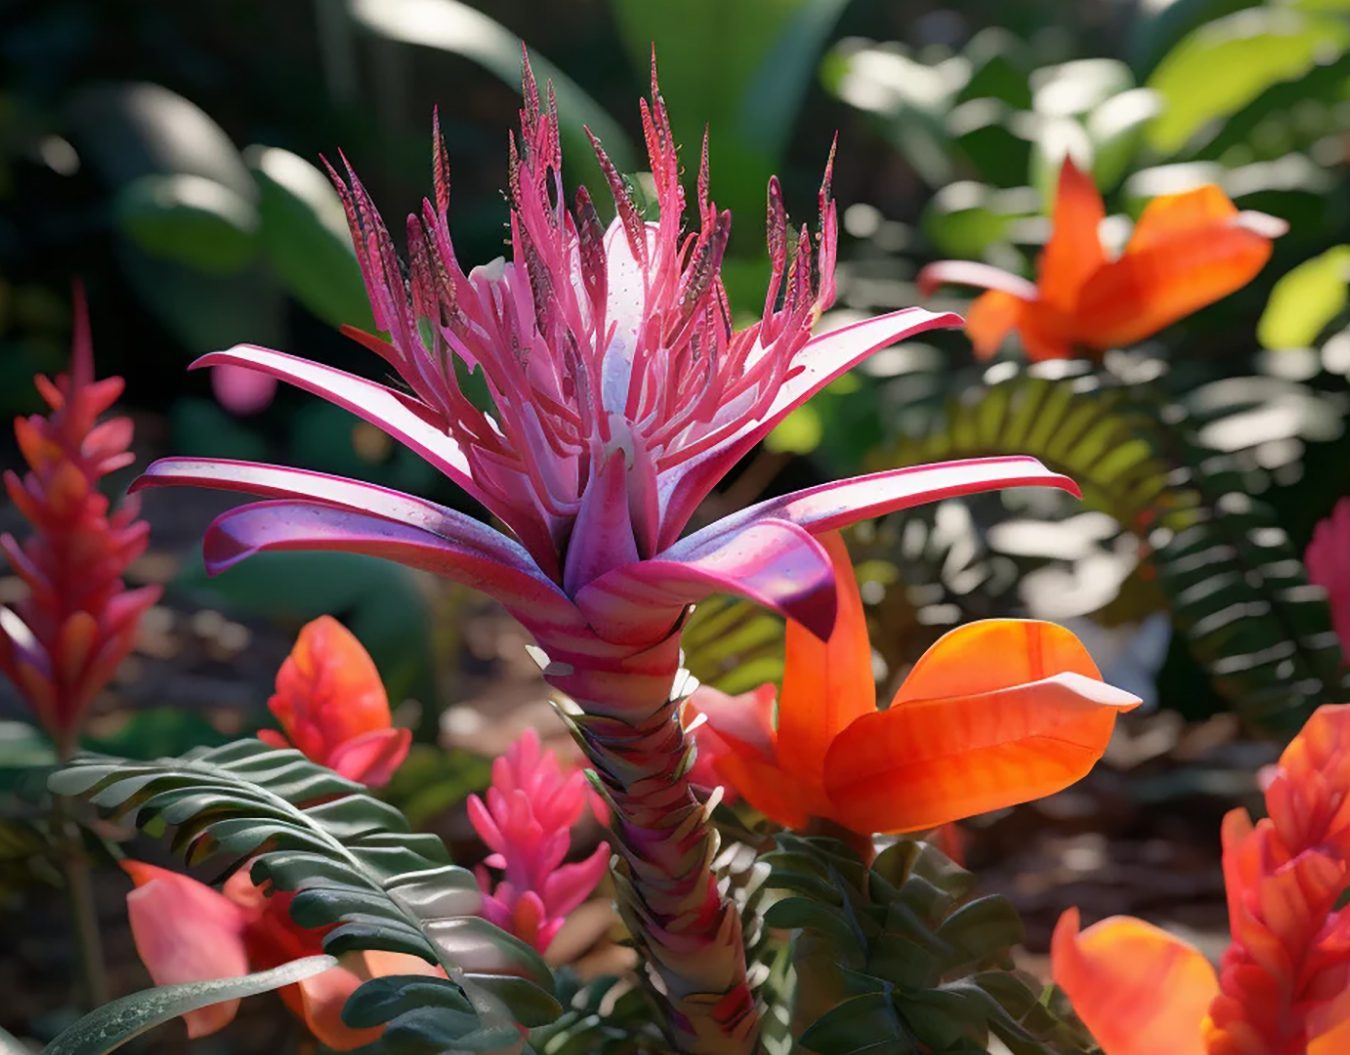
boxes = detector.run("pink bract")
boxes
[467,728,608,953]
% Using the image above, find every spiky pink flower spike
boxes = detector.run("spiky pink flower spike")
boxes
[467,728,609,954]
[0,287,161,755]
[133,55,1084,1052]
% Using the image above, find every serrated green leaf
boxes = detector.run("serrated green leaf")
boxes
[42,956,335,1055]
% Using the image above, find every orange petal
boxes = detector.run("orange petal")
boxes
[966,290,1024,359]
[269,616,392,768]
[1052,908,1216,1055]
[685,684,822,827]
[1124,184,1239,254]
[293,949,443,1051]
[1038,157,1106,311]
[774,531,875,785]
[822,620,1140,833]
[1075,194,1278,349]
[122,861,251,1038]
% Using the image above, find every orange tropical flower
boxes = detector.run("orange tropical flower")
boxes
[684,532,1140,836]
[1052,704,1350,1055]
[122,861,439,1048]
[258,615,410,786]
[918,158,1286,361]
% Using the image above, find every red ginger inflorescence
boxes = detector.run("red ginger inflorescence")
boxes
[0,288,160,751]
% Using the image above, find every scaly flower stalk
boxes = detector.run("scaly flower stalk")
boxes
[0,286,161,755]
[133,56,1101,1052]
[467,727,608,954]
[1052,704,1350,1055]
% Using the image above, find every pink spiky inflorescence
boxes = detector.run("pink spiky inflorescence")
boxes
[324,58,839,589]
[1204,704,1350,1055]
[0,287,160,752]
[467,728,608,954]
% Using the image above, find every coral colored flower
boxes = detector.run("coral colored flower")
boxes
[0,287,160,751]
[258,615,410,786]
[1052,704,1350,1055]
[685,532,1140,835]
[918,158,1286,361]
[1306,497,1350,654]
[467,728,608,954]
[122,860,439,1048]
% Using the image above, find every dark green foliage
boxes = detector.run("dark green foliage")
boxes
[889,372,1349,730]
[528,973,673,1055]
[764,835,1095,1055]
[682,594,785,695]
[49,740,560,1051]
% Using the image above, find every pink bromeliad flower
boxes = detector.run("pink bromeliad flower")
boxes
[467,728,608,954]
[132,56,1108,1052]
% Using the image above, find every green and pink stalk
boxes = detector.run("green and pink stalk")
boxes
[132,57,1077,1053]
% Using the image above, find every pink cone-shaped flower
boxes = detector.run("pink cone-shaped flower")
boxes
[467,728,608,954]
[0,286,160,750]
[257,615,410,786]
[130,56,1078,652]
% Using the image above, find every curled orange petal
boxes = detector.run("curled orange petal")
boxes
[822,620,1139,833]
[1052,908,1217,1055]
[1038,158,1107,311]
[1076,192,1279,349]
[685,683,821,827]
[122,861,251,1038]
[774,531,874,784]
[966,290,1024,359]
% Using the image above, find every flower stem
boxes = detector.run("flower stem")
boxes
[54,738,108,1009]
[545,636,759,1055]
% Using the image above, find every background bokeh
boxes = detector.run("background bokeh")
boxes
[2,0,1349,1047]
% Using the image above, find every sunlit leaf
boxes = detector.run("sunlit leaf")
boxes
[1146,8,1350,153]
[245,145,375,331]
[114,173,259,275]
[1258,245,1350,349]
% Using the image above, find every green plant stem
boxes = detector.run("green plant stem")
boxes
[55,738,109,1010]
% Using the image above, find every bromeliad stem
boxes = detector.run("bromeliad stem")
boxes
[540,634,760,1055]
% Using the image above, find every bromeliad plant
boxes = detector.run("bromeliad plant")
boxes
[48,56,1142,1055]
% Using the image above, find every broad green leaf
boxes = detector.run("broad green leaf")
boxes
[613,0,849,223]
[245,145,374,331]
[41,956,336,1055]
[1086,88,1163,189]
[920,182,1038,258]
[114,173,259,275]
[1146,8,1350,153]
[1258,245,1350,349]
[347,0,635,180]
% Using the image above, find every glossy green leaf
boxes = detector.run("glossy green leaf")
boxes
[348,0,635,180]
[114,173,259,274]
[1146,8,1350,152]
[41,956,336,1055]
[1258,245,1350,349]
[245,145,374,331]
